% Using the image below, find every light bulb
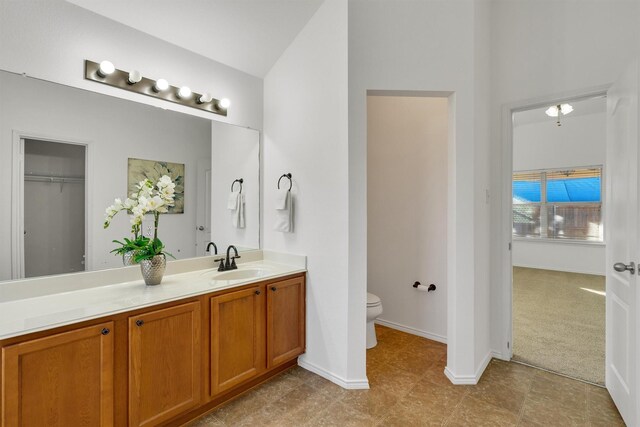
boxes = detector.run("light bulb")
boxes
[219,98,231,109]
[154,78,169,92]
[198,92,213,104]
[545,106,559,117]
[178,86,192,99]
[560,103,573,115]
[97,60,115,77]
[128,70,142,84]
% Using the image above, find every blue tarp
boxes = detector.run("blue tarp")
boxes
[513,181,540,203]
[513,177,600,203]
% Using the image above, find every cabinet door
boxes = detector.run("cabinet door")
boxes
[210,286,265,396]
[129,302,201,427]
[267,276,305,368]
[1,322,114,427]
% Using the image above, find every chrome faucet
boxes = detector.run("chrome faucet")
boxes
[206,241,218,255]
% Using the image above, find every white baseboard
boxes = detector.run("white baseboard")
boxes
[297,357,370,390]
[444,351,493,385]
[491,349,509,361]
[375,318,447,344]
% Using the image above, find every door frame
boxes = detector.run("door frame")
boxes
[11,130,93,279]
[195,157,212,256]
[498,85,611,360]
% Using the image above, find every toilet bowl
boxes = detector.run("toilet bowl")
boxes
[366,293,383,349]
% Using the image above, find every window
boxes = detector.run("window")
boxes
[512,167,603,242]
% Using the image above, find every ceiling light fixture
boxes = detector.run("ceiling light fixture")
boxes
[545,103,573,126]
[84,60,228,116]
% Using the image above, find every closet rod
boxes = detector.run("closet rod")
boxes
[24,174,85,183]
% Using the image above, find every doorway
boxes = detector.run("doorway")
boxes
[509,95,607,384]
[366,93,449,382]
[20,138,87,278]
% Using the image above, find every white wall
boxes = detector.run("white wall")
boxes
[0,71,211,280]
[0,0,262,130]
[367,96,448,342]
[349,0,493,383]
[211,122,260,251]
[473,0,492,377]
[263,1,357,386]
[513,241,604,276]
[512,110,606,275]
[489,0,640,356]
[513,111,606,171]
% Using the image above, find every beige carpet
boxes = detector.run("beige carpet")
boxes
[512,267,605,385]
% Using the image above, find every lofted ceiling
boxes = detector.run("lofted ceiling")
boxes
[66,0,323,78]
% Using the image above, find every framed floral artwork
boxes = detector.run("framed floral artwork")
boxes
[127,158,185,214]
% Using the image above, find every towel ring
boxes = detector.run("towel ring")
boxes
[277,173,292,191]
[231,178,243,193]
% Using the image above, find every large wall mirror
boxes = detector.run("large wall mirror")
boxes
[0,70,260,282]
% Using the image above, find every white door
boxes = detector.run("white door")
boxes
[606,60,640,426]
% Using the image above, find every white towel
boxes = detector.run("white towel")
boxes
[273,191,293,232]
[227,191,240,210]
[232,193,245,229]
[274,189,289,210]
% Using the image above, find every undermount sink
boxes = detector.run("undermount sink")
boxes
[210,267,273,281]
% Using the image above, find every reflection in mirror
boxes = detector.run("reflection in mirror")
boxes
[0,70,260,282]
[211,122,260,252]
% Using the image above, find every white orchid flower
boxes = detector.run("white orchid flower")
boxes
[137,196,149,209]
[145,196,165,212]
[123,198,137,210]
[105,205,118,216]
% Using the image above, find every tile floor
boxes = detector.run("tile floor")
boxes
[189,324,624,426]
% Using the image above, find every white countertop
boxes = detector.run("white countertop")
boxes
[0,251,306,340]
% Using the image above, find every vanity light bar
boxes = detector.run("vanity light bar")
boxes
[84,60,228,117]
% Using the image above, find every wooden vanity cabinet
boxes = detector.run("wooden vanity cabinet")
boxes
[128,302,201,427]
[1,321,115,427]
[267,275,306,368]
[0,273,305,427]
[209,285,265,397]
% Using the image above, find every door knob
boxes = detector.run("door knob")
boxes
[197,225,205,231]
[614,262,636,274]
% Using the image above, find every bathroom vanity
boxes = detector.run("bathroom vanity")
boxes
[0,251,306,426]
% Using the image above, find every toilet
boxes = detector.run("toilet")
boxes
[366,293,383,349]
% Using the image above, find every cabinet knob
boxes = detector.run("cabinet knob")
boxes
[101,328,110,335]
[271,286,277,292]
[255,290,261,295]
[136,319,144,327]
